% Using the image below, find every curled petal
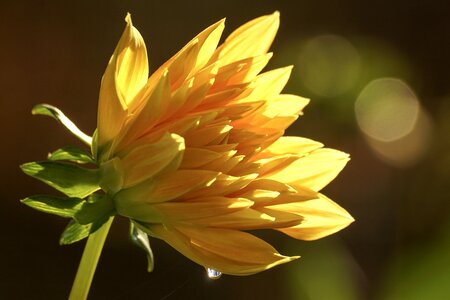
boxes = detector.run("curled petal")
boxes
[97,14,148,157]
[144,224,298,276]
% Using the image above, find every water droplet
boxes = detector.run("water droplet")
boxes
[207,268,222,279]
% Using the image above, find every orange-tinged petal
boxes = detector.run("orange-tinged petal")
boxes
[201,153,244,173]
[237,187,318,207]
[114,170,220,220]
[180,148,224,169]
[135,197,253,223]
[240,66,293,104]
[120,133,185,188]
[116,70,171,149]
[144,224,298,276]
[266,148,350,191]
[212,53,273,89]
[194,207,302,230]
[212,12,279,66]
[185,173,257,198]
[184,122,233,147]
[273,194,354,241]
[97,15,148,158]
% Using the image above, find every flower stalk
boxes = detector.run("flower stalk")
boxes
[69,217,114,300]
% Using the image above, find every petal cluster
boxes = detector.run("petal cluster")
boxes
[95,12,353,275]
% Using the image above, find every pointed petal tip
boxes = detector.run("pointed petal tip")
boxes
[125,12,132,24]
[264,253,300,271]
[275,253,300,262]
[269,11,280,25]
[210,18,226,32]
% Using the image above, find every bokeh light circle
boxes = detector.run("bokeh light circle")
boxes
[355,78,420,142]
[298,35,361,97]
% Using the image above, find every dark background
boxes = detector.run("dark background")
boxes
[2,1,450,299]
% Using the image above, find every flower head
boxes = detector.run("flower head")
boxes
[95,12,353,275]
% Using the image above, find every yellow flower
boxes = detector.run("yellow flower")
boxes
[95,12,354,276]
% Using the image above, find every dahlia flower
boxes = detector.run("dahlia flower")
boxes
[22,12,353,296]
[93,12,353,275]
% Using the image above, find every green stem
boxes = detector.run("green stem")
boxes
[69,217,114,300]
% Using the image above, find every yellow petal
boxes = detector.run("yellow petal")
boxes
[202,83,252,107]
[272,194,354,240]
[173,62,219,116]
[264,94,310,118]
[212,12,279,66]
[242,66,293,103]
[147,19,224,90]
[180,148,224,169]
[114,169,220,208]
[212,53,273,89]
[144,224,298,276]
[194,207,302,230]
[116,70,171,149]
[266,148,350,191]
[97,14,148,157]
[253,155,298,177]
[200,152,244,173]
[237,187,317,207]
[193,20,225,72]
[185,173,257,198]
[120,133,185,188]
[255,136,323,159]
[184,122,233,147]
[239,178,296,193]
[136,197,253,223]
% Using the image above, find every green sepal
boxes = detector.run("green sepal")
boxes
[20,161,100,198]
[21,195,83,218]
[32,103,60,119]
[59,216,111,245]
[130,222,154,272]
[91,129,98,162]
[31,103,92,146]
[74,194,115,225]
[48,146,95,164]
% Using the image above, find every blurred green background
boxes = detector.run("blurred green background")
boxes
[2,0,450,299]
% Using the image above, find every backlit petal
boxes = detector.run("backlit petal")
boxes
[212,12,279,65]
[266,148,350,191]
[273,194,354,240]
[97,14,148,158]
[120,133,185,188]
[144,224,298,276]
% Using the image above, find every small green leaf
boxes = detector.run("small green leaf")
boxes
[20,161,100,198]
[60,220,91,245]
[32,103,92,146]
[75,194,115,225]
[21,195,83,218]
[130,222,154,272]
[59,216,111,245]
[48,146,95,164]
